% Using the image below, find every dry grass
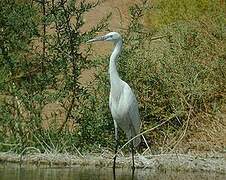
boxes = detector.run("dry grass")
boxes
[180,106,226,153]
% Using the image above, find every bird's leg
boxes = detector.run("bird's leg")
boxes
[113,120,118,170]
[131,138,135,171]
[131,165,135,180]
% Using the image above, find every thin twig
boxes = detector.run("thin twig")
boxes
[19,147,41,164]
[112,116,176,159]
[72,145,84,158]
[141,135,151,155]
[169,108,192,153]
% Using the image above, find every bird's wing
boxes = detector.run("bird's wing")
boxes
[109,93,112,109]
[121,83,141,146]
[128,94,141,134]
[122,83,141,130]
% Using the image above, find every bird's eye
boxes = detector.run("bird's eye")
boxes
[109,35,113,38]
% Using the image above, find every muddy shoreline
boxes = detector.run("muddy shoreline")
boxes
[0,152,226,174]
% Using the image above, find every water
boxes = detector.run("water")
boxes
[0,164,226,180]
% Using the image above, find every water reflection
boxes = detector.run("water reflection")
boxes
[0,164,226,180]
[113,166,134,180]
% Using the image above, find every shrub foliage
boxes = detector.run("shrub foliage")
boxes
[0,0,225,153]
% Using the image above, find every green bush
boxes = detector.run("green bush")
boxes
[0,0,110,152]
[0,0,225,153]
[89,1,226,150]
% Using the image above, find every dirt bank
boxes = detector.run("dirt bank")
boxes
[0,152,226,174]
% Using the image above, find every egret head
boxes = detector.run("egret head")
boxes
[87,32,122,43]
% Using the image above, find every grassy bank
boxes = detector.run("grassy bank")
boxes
[0,0,226,155]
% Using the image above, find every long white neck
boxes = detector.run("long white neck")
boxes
[109,39,123,85]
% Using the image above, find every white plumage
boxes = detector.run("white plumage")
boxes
[88,32,141,169]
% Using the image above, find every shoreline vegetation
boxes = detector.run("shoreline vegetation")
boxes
[0,152,226,174]
[1,0,226,173]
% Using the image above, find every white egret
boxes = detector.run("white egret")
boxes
[88,32,141,170]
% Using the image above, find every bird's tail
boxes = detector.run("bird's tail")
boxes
[125,125,141,147]
[133,135,141,147]
[127,127,141,147]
